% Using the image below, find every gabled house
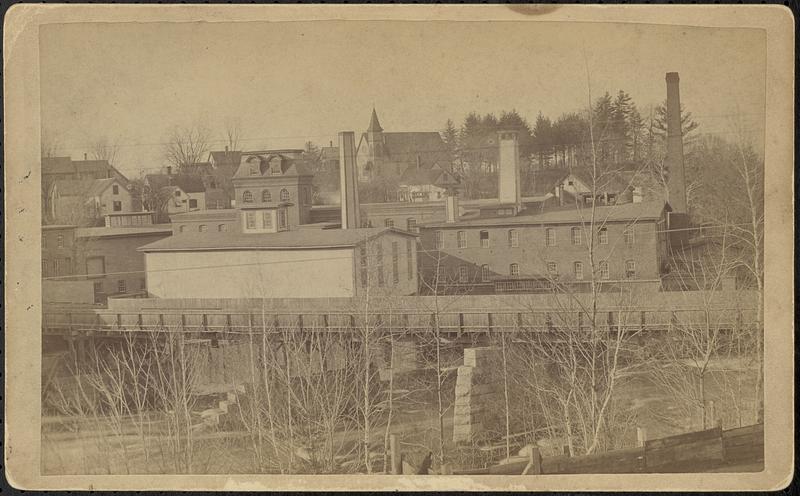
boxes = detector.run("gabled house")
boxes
[48,177,134,226]
[397,161,460,202]
[144,173,207,219]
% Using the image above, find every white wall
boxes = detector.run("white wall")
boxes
[145,247,356,299]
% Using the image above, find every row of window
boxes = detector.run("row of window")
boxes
[243,188,291,203]
[42,258,72,277]
[42,233,67,249]
[454,260,637,283]
[439,226,635,249]
[384,218,419,232]
[179,224,228,233]
[359,239,414,287]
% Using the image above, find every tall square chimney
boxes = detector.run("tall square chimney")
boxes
[665,72,688,214]
[338,131,361,229]
[498,130,521,209]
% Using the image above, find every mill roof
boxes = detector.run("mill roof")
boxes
[399,163,459,187]
[139,227,417,252]
[76,225,173,239]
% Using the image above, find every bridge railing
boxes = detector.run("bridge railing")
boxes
[43,307,760,335]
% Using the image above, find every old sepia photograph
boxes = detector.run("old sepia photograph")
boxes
[3,4,794,491]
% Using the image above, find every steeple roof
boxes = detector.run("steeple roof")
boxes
[367,108,383,133]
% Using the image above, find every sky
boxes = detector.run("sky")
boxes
[40,20,766,177]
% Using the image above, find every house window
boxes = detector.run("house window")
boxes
[571,227,581,245]
[112,184,119,195]
[93,281,103,303]
[246,211,256,229]
[278,208,288,229]
[435,231,443,249]
[392,242,399,284]
[249,165,258,176]
[218,224,227,232]
[280,189,290,202]
[57,234,64,248]
[406,218,417,232]
[547,262,558,277]
[175,190,181,197]
[113,201,122,212]
[385,219,394,228]
[480,230,490,248]
[199,224,207,232]
[243,191,254,203]
[573,261,584,280]
[625,260,636,279]
[481,264,490,282]
[599,261,610,279]
[376,244,384,287]
[510,263,520,277]
[179,225,186,233]
[459,266,469,283]
[406,238,413,280]
[624,226,635,245]
[508,229,519,247]
[189,199,198,209]
[262,211,273,229]
[599,227,608,245]
[262,190,272,203]
[457,231,467,249]
[117,279,127,294]
[545,228,556,247]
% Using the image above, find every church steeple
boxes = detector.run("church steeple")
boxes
[367,108,383,133]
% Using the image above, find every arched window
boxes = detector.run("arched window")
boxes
[599,261,609,279]
[243,190,254,203]
[179,225,186,233]
[262,190,272,203]
[508,229,519,247]
[280,188,290,202]
[199,224,207,232]
[573,261,584,280]
[598,227,608,245]
[510,263,520,277]
[481,264,490,282]
[625,260,636,279]
[547,262,558,277]
[545,228,556,246]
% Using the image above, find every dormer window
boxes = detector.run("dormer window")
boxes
[269,156,283,175]
[249,165,258,176]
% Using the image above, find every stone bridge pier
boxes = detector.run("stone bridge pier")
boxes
[452,346,504,444]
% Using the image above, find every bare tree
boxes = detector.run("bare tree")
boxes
[224,117,242,152]
[90,136,121,166]
[163,124,211,172]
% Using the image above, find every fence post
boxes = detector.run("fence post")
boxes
[488,312,494,333]
[706,400,719,428]
[637,427,648,447]
[389,434,401,475]
[521,445,542,475]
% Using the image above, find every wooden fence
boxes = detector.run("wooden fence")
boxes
[391,424,764,475]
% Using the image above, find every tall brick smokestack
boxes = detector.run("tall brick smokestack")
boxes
[665,72,687,214]
[498,130,521,209]
[338,131,361,229]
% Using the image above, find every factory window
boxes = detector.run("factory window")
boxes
[385,219,394,228]
[179,225,186,233]
[280,189,290,202]
[112,184,119,195]
[624,226,635,245]
[547,262,558,277]
[459,266,469,284]
[199,224,207,232]
[246,211,256,229]
[392,242,399,284]
[457,231,467,249]
[625,260,636,279]
[599,261,610,279]
[571,227,581,245]
[480,230,490,248]
[573,261,584,280]
[42,260,49,277]
[53,259,62,276]
[117,279,127,294]
[42,235,47,249]
[376,244,384,287]
[57,234,64,248]
[481,264,490,282]
[218,224,227,232]
[278,208,288,230]
[509,263,520,277]
[262,190,272,202]
[93,282,103,303]
[406,218,417,232]
[599,227,608,245]
[243,191,254,203]
[406,239,414,280]
[508,229,519,247]
[435,231,443,249]
[545,228,556,246]
[262,211,273,230]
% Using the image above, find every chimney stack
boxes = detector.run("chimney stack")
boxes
[498,130,521,210]
[665,72,687,214]
[338,131,361,229]
[329,140,333,148]
[445,189,459,223]
[84,153,88,160]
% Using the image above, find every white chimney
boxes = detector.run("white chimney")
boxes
[665,72,687,214]
[445,190,459,223]
[632,186,643,203]
[498,130,521,209]
[338,131,360,229]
